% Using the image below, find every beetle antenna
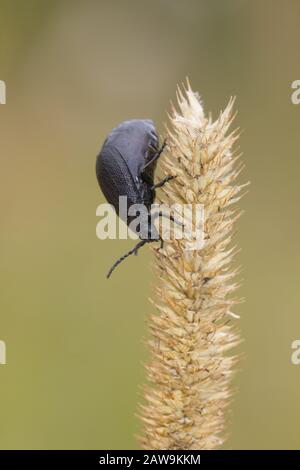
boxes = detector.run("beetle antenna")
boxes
[107,239,149,278]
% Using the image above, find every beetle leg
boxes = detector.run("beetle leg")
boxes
[107,239,149,278]
[142,139,167,172]
[164,212,184,228]
[151,175,175,190]
[159,236,164,250]
[152,209,184,228]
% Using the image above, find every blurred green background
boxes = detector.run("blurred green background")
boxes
[0,0,299,449]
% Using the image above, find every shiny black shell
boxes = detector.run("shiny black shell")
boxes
[96,119,159,221]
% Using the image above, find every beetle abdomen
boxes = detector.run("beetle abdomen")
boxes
[96,143,139,215]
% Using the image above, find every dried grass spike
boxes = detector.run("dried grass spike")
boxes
[139,82,246,450]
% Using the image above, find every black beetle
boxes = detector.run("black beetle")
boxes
[96,119,174,278]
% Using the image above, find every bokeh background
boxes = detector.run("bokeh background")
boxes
[0,0,299,449]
